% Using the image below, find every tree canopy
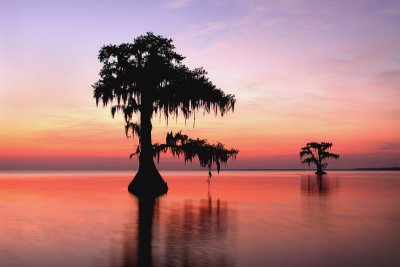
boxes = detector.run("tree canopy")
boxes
[92,32,238,177]
[93,32,235,124]
[300,142,340,174]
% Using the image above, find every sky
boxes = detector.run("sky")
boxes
[0,0,399,170]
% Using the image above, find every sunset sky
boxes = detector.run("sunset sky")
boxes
[0,0,399,170]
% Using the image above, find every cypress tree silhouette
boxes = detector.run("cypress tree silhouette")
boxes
[93,33,238,197]
[299,142,340,175]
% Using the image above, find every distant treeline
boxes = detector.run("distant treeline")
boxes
[354,167,400,171]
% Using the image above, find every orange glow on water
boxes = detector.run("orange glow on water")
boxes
[0,171,399,266]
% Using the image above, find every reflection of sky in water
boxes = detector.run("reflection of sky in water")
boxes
[0,171,399,267]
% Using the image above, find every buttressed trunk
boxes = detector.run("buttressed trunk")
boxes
[316,163,326,175]
[128,97,168,197]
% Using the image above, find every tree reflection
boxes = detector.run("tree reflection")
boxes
[119,196,158,267]
[300,175,341,233]
[301,175,340,195]
[164,196,234,267]
[119,192,235,267]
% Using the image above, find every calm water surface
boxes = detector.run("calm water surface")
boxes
[0,171,399,267]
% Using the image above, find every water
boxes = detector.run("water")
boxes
[0,171,399,267]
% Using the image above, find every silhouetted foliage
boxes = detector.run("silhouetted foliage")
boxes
[92,32,238,194]
[152,131,238,177]
[299,142,340,175]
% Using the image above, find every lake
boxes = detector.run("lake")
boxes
[0,171,399,267]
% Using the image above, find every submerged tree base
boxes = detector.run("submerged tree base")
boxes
[128,168,168,198]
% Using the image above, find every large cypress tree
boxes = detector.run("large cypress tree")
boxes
[93,33,238,197]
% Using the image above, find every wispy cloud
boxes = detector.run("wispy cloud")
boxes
[379,142,400,151]
[2,0,400,168]
[165,0,195,9]
[187,21,226,37]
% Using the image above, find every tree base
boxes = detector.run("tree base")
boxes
[315,170,327,175]
[128,169,168,198]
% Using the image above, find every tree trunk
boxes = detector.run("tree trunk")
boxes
[128,100,168,197]
[315,163,326,175]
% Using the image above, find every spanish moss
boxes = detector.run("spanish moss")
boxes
[153,131,239,177]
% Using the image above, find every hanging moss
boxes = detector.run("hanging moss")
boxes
[153,132,238,176]
[92,33,238,179]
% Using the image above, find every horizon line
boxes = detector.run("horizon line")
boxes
[0,167,399,172]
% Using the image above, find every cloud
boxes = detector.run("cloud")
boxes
[31,120,123,146]
[379,142,400,151]
[377,70,400,89]
[27,107,136,155]
[187,21,226,37]
[165,0,195,9]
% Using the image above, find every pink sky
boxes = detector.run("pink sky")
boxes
[0,0,399,170]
